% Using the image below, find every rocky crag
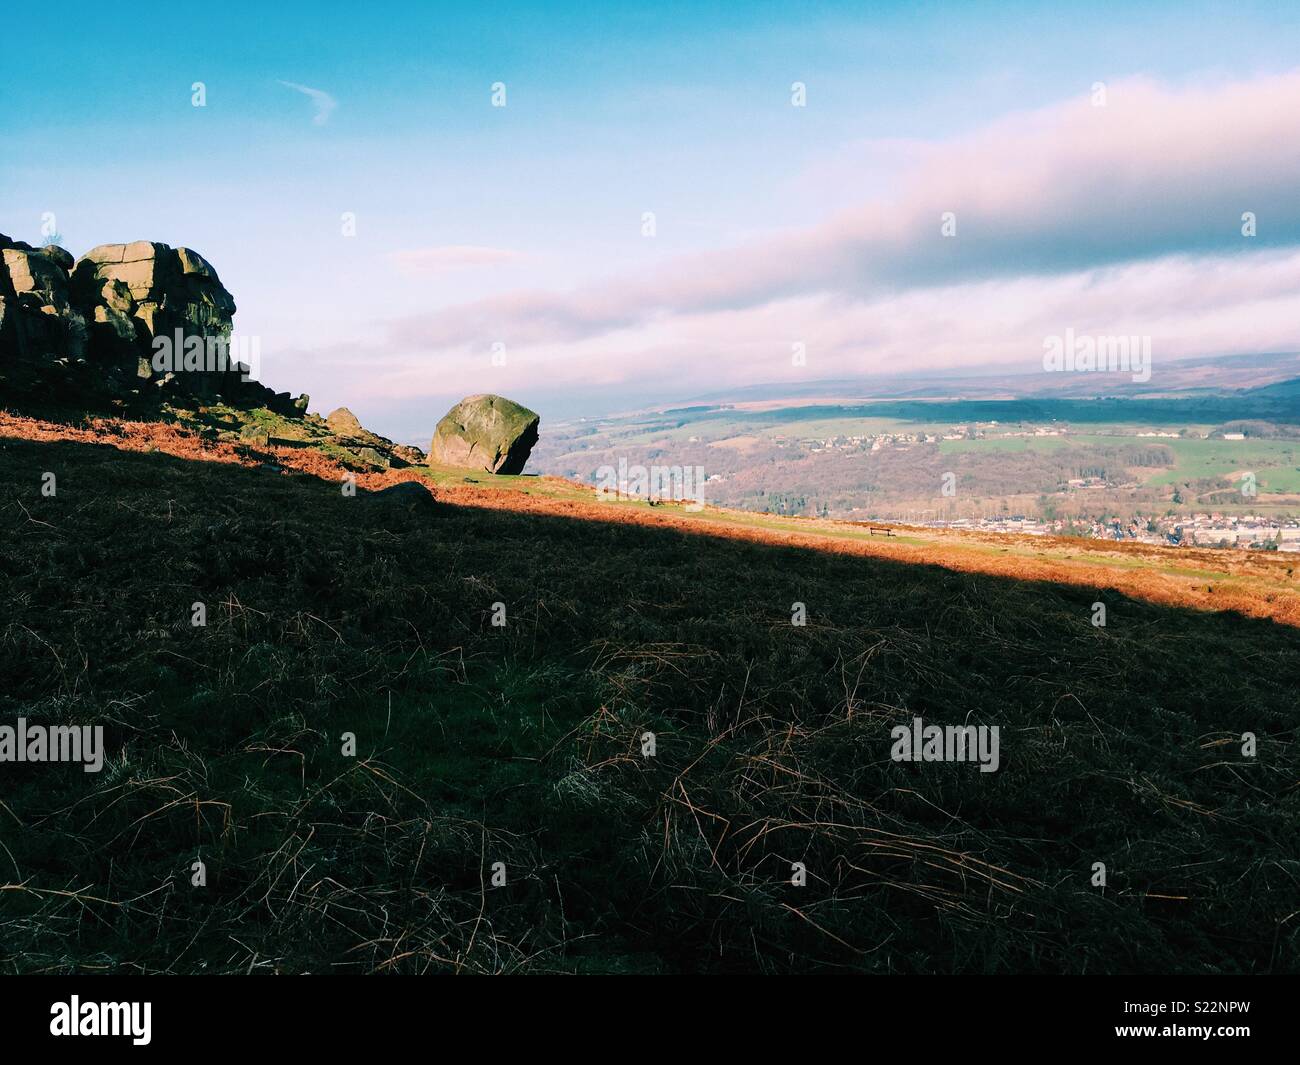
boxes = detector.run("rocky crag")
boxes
[0,236,426,472]
[1,235,541,475]
[0,235,293,413]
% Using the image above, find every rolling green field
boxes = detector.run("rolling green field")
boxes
[1146,438,1300,491]
[938,436,1073,453]
[540,397,1300,503]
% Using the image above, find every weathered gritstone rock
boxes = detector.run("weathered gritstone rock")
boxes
[72,241,237,359]
[366,481,435,507]
[326,407,365,436]
[391,444,426,465]
[4,245,70,299]
[325,405,397,461]
[36,245,75,272]
[357,446,390,469]
[430,394,540,474]
[1,233,418,473]
[1,233,276,409]
[0,236,88,364]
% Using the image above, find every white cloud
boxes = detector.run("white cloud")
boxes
[345,247,1300,403]
[387,70,1300,354]
[267,70,1300,408]
[277,80,337,126]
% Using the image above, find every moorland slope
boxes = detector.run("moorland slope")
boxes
[1,427,1297,973]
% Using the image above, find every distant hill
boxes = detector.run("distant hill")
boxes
[1245,375,1300,398]
[678,351,1300,410]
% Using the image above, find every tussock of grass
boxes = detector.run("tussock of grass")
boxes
[1,437,1297,973]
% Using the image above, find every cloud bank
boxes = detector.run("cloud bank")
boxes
[311,71,1300,404]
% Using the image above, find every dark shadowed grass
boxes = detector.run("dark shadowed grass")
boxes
[0,436,1297,973]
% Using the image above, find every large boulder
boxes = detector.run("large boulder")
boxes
[36,245,75,272]
[429,394,539,475]
[366,481,435,508]
[326,407,365,436]
[0,234,291,413]
[0,236,88,365]
[391,443,426,465]
[5,245,71,299]
[71,241,237,360]
[0,235,297,420]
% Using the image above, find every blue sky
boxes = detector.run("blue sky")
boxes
[5,2,1300,440]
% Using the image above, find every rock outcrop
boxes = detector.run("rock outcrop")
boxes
[429,394,539,474]
[320,406,414,468]
[1,233,512,482]
[1,238,88,369]
[391,444,426,465]
[1,234,289,414]
[72,241,236,342]
[366,481,435,507]
[326,407,365,436]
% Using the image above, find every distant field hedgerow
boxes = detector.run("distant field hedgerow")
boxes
[1,435,1297,974]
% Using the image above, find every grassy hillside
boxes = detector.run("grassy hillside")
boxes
[1,434,1298,973]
